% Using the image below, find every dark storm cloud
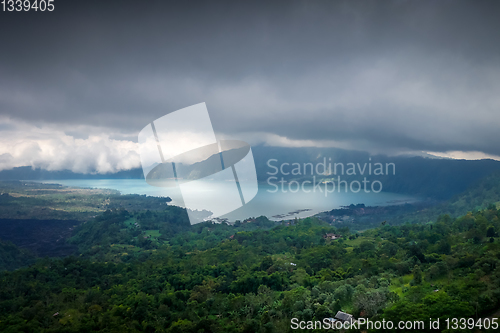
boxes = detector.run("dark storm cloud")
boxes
[1,0,500,168]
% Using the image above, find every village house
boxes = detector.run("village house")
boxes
[328,311,357,325]
[323,233,341,240]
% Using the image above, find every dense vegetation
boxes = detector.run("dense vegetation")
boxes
[68,207,277,262]
[1,173,500,332]
[0,181,171,221]
[0,239,35,271]
[1,204,499,332]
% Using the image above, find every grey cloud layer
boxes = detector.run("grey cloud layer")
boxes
[1,0,500,170]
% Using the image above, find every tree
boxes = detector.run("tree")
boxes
[411,265,422,286]
[487,226,496,238]
[260,256,274,271]
[437,239,451,255]
[354,289,389,317]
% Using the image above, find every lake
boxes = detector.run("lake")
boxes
[35,179,419,222]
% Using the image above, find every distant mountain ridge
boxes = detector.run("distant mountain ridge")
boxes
[446,169,500,214]
[1,146,500,200]
[328,169,500,230]
[252,146,500,200]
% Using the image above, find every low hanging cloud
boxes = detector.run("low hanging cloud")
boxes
[0,118,140,173]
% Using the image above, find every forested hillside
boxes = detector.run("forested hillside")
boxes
[323,170,500,231]
[252,146,500,200]
[1,175,500,332]
[0,240,35,271]
[1,206,499,332]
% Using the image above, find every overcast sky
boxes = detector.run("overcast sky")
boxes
[1,0,500,173]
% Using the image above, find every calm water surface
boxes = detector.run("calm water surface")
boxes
[36,179,419,221]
